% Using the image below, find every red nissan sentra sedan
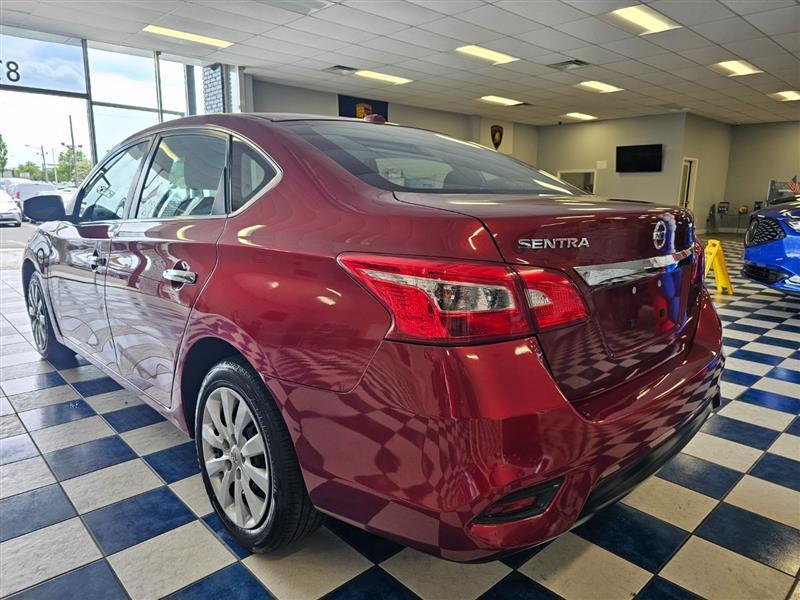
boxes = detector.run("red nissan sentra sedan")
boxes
[21,113,723,562]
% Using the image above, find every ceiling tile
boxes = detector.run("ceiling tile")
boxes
[605,59,653,75]
[456,4,544,35]
[691,16,762,44]
[744,4,800,36]
[419,16,506,43]
[342,0,443,26]
[772,32,800,55]
[567,44,627,64]
[388,27,462,51]
[209,1,304,25]
[359,36,435,59]
[260,26,350,50]
[516,27,590,51]
[169,4,276,35]
[286,15,379,43]
[600,36,668,58]
[408,0,485,15]
[678,45,739,65]
[554,16,631,44]
[640,52,697,69]
[560,0,637,15]
[719,0,795,16]
[151,14,257,42]
[30,3,144,34]
[311,4,408,35]
[417,51,487,70]
[495,0,587,26]
[480,37,553,58]
[723,36,787,58]
[649,0,737,25]
[646,28,713,52]
[750,52,800,72]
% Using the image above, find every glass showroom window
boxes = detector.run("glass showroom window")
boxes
[0,29,86,94]
[158,58,188,115]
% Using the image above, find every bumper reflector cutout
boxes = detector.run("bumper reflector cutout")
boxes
[474,478,564,524]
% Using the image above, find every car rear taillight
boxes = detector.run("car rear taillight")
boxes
[338,254,587,345]
[517,268,588,329]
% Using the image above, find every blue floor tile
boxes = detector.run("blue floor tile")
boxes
[166,563,273,600]
[724,323,768,335]
[766,367,800,385]
[144,441,199,484]
[720,369,760,387]
[83,487,194,555]
[0,434,39,466]
[695,503,800,574]
[720,336,747,348]
[7,560,126,600]
[753,335,799,349]
[325,566,419,600]
[574,503,688,572]
[700,415,780,450]
[479,571,557,600]
[327,519,404,564]
[18,399,95,431]
[0,484,75,542]
[750,453,800,492]
[72,377,123,397]
[44,436,137,480]
[656,453,741,499]
[635,576,700,600]
[786,417,800,437]
[0,371,65,396]
[729,349,784,366]
[737,388,800,414]
[202,513,251,559]
[103,404,165,433]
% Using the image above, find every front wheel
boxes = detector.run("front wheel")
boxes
[26,273,74,361]
[196,358,324,552]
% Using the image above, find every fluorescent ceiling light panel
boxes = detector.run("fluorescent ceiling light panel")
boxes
[479,95,523,106]
[709,60,763,77]
[456,45,518,65]
[354,70,411,85]
[576,80,623,93]
[769,90,800,101]
[563,112,597,121]
[142,25,232,48]
[606,5,680,35]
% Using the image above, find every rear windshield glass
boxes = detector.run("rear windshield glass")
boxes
[278,121,582,196]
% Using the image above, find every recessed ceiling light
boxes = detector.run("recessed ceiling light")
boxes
[709,60,763,77]
[576,80,623,93]
[142,25,232,48]
[354,70,411,85]
[456,45,519,65]
[769,90,800,101]
[605,5,680,35]
[563,112,597,121]
[479,95,524,106]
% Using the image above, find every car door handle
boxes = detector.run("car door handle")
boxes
[88,251,106,271]
[163,263,197,285]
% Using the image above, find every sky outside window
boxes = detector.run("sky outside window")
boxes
[87,47,157,108]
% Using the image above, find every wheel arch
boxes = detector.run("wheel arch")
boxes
[21,258,36,301]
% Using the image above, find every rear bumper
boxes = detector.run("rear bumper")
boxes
[273,291,723,561]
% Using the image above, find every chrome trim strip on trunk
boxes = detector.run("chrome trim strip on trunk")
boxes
[574,247,694,287]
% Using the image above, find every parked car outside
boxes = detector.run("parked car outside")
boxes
[1,177,30,194]
[8,181,56,208]
[21,114,723,562]
[0,190,22,226]
[743,200,800,295]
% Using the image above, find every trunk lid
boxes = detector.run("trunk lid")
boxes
[395,192,698,402]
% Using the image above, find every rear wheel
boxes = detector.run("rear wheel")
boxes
[196,358,324,552]
[26,274,74,361]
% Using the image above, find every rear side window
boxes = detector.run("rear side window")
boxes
[137,134,226,219]
[279,121,582,196]
[230,139,277,212]
[77,141,149,222]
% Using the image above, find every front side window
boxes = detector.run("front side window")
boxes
[279,121,582,196]
[77,141,149,222]
[137,134,226,219]
[230,139,278,212]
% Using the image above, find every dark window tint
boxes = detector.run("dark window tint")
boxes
[278,121,582,196]
[137,134,226,219]
[77,141,149,222]
[230,140,277,212]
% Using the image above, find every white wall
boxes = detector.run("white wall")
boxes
[388,103,472,141]
[514,123,539,167]
[682,114,732,230]
[252,80,337,115]
[724,121,800,207]
[536,113,686,206]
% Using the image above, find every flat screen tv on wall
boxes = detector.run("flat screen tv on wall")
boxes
[616,144,663,173]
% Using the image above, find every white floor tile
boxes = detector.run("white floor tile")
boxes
[719,381,747,401]
[61,459,163,513]
[718,401,794,431]
[740,342,794,358]
[767,434,800,462]
[779,358,800,372]
[59,364,106,383]
[723,357,772,377]
[120,420,190,456]
[169,473,213,517]
[108,521,235,600]
[83,389,143,414]
[622,476,717,531]
[682,433,762,472]
[0,518,102,597]
[245,527,371,600]
[0,413,25,439]
[661,536,794,600]
[0,456,55,499]
[519,533,651,600]
[7,385,80,412]
[30,416,114,453]
[754,377,800,400]
[725,475,800,529]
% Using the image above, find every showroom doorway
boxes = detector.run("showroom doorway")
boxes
[679,158,699,210]
[558,169,596,193]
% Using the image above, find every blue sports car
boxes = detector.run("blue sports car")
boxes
[743,200,800,295]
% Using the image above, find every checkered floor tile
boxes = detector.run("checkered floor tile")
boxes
[0,237,798,599]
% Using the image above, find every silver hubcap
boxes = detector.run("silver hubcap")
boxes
[27,282,47,351]
[201,387,270,529]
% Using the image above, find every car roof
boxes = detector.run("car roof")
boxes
[250,113,367,123]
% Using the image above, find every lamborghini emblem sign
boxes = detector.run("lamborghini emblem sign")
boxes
[491,125,503,150]
[356,102,373,118]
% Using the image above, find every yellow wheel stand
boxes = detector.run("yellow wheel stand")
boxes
[704,239,733,295]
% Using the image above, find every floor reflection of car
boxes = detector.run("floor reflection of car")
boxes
[743,199,800,295]
[21,113,724,562]
[0,190,22,226]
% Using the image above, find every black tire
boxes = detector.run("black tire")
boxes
[195,357,324,553]
[26,273,75,361]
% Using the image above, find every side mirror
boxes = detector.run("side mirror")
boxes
[23,194,66,223]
